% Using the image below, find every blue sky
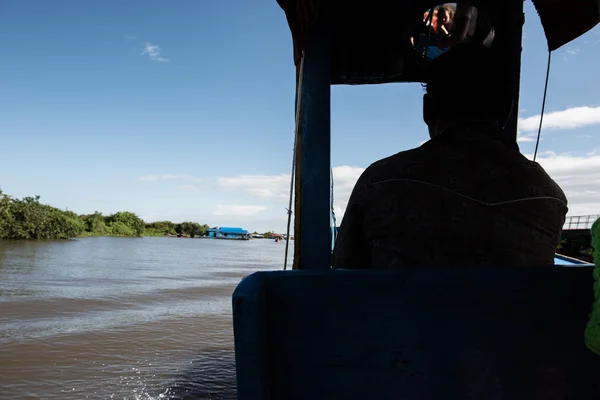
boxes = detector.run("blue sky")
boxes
[1,1,599,233]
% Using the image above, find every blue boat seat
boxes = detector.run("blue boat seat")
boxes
[233,267,600,399]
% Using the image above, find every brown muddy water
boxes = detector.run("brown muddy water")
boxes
[0,237,292,399]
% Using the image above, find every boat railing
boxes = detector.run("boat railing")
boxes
[564,214,600,231]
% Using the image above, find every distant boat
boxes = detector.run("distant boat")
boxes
[206,227,250,240]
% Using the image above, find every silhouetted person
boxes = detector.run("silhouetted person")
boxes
[332,44,567,268]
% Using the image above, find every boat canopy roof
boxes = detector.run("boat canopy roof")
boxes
[208,227,249,234]
[276,0,599,85]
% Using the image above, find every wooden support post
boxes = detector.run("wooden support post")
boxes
[293,21,332,270]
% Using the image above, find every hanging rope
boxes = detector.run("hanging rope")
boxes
[330,167,337,250]
[283,53,305,271]
[533,51,552,162]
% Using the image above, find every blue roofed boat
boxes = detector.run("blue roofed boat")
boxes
[206,226,250,240]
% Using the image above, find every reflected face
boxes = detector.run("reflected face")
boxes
[439,9,452,27]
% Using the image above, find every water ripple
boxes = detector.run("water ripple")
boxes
[0,237,291,399]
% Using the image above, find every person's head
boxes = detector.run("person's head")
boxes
[438,4,455,30]
[423,43,513,139]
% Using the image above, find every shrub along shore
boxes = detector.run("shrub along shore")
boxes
[0,189,211,239]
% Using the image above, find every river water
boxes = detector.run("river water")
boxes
[0,237,292,399]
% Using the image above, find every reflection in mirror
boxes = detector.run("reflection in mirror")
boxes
[411,3,495,61]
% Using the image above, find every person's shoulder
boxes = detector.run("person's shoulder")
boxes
[347,148,424,207]
[511,153,567,202]
[361,146,427,183]
[345,148,422,206]
[511,151,553,178]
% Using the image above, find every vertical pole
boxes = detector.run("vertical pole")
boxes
[296,20,332,270]
[292,78,303,270]
[285,56,305,271]
[504,0,524,142]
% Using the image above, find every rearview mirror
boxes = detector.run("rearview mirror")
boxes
[411,2,495,61]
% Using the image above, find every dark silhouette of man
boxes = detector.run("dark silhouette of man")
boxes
[332,44,567,268]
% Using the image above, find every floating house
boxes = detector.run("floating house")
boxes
[207,226,250,240]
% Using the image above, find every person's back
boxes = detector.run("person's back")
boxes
[332,44,568,268]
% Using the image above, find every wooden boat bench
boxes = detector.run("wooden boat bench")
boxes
[233,266,600,399]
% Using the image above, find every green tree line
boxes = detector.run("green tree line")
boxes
[145,221,210,238]
[0,189,210,240]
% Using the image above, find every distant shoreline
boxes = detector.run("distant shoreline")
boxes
[0,190,276,241]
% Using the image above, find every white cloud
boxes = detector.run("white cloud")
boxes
[562,47,581,61]
[565,47,580,55]
[141,42,169,62]
[180,184,200,192]
[331,166,365,217]
[213,205,267,216]
[517,135,536,143]
[218,166,365,220]
[518,106,600,142]
[522,106,600,131]
[139,174,202,182]
[586,148,599,156]
[526,152,600,216]
[218,174,290,200]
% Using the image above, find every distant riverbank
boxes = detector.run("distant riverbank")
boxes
[0,189,272,241]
